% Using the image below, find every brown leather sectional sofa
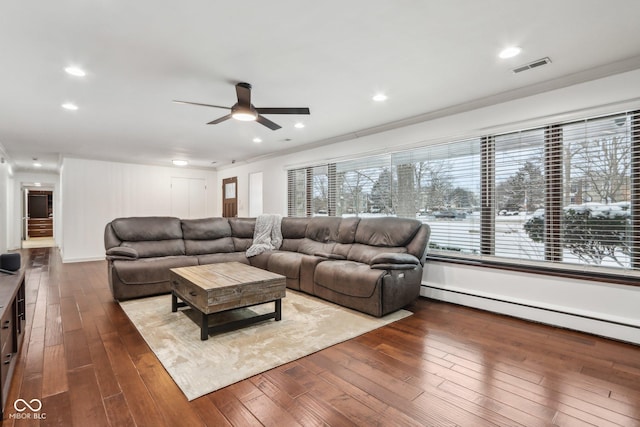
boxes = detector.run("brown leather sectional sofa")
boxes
[104,216,430,317]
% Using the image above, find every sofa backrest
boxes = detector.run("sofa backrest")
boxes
[181,218,234,255]
[105,217,186,257]
[280,217,308,252]
[348,217,429,265]
[228,218,256,251]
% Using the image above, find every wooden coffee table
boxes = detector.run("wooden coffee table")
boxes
[170,262,286,340]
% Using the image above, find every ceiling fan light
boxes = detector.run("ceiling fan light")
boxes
[232,112,257,121]
[231,105,257,121]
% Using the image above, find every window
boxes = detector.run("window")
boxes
[492,129,545,260]
[558,114,634,270]
[287,110,640,280]
[287,168,307,217]
[335,155,391,216]
[392,139,481,255]
[287,165,334,217]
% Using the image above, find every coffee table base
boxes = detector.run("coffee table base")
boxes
[172,291,282,340]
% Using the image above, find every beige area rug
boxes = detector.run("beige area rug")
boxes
[120,290,411,401]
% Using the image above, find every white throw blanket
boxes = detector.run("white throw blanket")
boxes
[246,214,283,257]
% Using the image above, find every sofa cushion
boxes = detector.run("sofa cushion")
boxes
[281,217,308,239]
[106,246,138,259]
[228,218,256,238]
[233,237,253,252]
[122,239,185,258]
[337,217,360,243]
[280,238,303,252]
[267,251,304,279]
[111,217,183,241]
[181,218,231,240]
[185,238,235,255]
[180,218,235,256]
[306,217,342,242]
[347,244,406,264]
[229,218,256,251]
[369,252,420,265]
[314,260,385,298]
[355,217,421,247]
[196,252,250,265]
[113,256,198,285]
[297,238,335,256]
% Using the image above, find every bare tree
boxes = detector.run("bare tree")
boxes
[570,136,630,203]
[421,162,454,211]
[395,163,416,217]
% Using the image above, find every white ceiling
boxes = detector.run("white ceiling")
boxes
[2,1,640,173]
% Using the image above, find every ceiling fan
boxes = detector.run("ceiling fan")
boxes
[173,82,310,130]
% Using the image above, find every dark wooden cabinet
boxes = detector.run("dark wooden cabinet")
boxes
[27,190,53,238]
[28,218,53,238]
[0,269,26,418]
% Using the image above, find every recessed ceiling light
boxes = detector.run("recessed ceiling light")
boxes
[499,46,521,59]
[172,160,188,166]
[65,66,86,77]
[372,93,388,102]
[253,137,262,143]
[33,162,42,168]
[61,103,78,110]
[294,122,305,129]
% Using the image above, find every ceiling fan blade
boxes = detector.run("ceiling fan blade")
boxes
[207,114,232,125]
[235,83,252,106]
[173,100,230,109]
[256,114,281,130]
[255,107,310,115]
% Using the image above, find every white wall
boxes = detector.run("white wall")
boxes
[218,162,288,216]
[60,158,217,263]
[0,159,11,253]
[216,68,640,343]
[422,262,640,344]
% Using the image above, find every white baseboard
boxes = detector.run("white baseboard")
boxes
[62,256,104,263]
[421,284,640,346]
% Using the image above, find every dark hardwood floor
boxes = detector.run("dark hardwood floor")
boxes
[2,247,640,426]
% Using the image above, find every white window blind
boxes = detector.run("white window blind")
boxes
[493,129,546,261]
[556,113,634,271]
[393,139,481,255]
[311,165,329,216]
[287,165,333,217]
[287,168,307,217]
[335,155,391,217]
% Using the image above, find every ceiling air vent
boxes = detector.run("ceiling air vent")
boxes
[512,57,551,74]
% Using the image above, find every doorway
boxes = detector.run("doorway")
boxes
[22,187,55,248]
[222,177,238,218]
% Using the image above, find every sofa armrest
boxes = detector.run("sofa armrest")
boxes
[314,252,346,260]
[369,252,420,266]
[106,246,139,260]
[371,263,419,270]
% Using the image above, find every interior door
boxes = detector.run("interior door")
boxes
[22,188,28,240]
[171,177,206,219]
[222,177,238,218]
[249,171,263,217]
